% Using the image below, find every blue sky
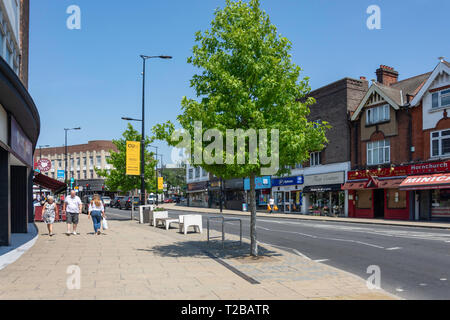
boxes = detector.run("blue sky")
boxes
[30,0,449,164]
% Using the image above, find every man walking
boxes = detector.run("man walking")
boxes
[63,190,82,235]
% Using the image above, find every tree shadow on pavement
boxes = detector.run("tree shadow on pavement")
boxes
[136,240,282,260]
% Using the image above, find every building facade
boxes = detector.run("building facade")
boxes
[345,60,450,221]
[34,140,117,192]
[185,163,209,207]
[0,0,40,246]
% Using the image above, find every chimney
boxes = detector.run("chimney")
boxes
[360,76,367,81]
[376,65,399,86]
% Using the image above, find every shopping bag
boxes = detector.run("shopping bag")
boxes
[274,205,279,211]
[102,217,109,230]
[267,205,272,211]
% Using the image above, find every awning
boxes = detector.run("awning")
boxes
[33,172,67,194]
[376,178,405,189]
[399,173,450,191]
[341,181,368,190]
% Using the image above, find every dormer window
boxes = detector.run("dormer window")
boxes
[432,89,450,109]
[366,104,390,125]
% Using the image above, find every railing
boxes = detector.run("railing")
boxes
[207,216,242,248]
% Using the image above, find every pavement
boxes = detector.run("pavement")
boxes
[0,212,396,300]
[161,203,450,229]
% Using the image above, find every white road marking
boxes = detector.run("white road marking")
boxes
[257,241,312,261]
[419,283,427,286]
[386,247,402,251]
[440,278,447,281]
[314,259,329,263]
[396,288,404,292]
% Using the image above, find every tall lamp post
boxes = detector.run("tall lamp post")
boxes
[148,145,159,205]
[64,127,81,192]
[122,54,172,206]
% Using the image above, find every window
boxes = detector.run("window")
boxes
[310,152,321,166]
[90,157,94,166]
[83,170,87,178]
[366,105,390,125]
[432,89,450,109]
[188,168,193,180]
[431,130,450,157]
[96,155,102,165]
[76,158,80,166]
[195,167,200,178]
[202,168,208,177]
[90,170,94,178]
[367,140,390,165]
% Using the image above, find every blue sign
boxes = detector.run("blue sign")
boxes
[244,176,272,191]
[57,170,65,179]
[272,176,304,187]
[70,177,75,183]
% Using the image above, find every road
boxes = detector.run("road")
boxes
[104,206,450,300]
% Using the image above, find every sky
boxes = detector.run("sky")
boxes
[30,0,450,164]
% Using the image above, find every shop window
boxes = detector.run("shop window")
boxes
[188,168,193,179]
[387,189,406,209]
[356,190,372,209]
[367,139,390,165]
[431,189,450,217]
[195,167,200,178]
[432,89,450,109]
[366,104,390,125]
[431,129,450,157]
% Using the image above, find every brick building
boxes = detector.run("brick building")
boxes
[344,59,450,221]
[34,140,117,192]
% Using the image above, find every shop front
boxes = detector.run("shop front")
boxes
[400,173,450,221]
[271,176,304,213]
[0,56,40,246]
[224,178,245,210]
[303,172,346,216]
[244,176,272,210]
[187,181,208,208]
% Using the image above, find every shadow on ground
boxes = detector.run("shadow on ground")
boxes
[137,239,282,260]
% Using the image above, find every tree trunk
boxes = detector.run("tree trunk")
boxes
[249,173,258,256]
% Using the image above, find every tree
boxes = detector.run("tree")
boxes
[96,123,158,194]
[161,166,187,195]
[153,0,329,256]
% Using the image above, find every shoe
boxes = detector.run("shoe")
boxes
[49,234,54,237]
[72,232,78,235]
[66,232,71,236]
[97,231,101,235]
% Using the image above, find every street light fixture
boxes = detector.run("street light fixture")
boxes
[64,127,81,191]
[38,145,50,200]
[122,54,172,207]
[148,145,159,205]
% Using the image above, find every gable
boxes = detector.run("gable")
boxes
[411,61,450,106]
[351,85,400,121]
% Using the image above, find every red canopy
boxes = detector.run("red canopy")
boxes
[33,172,67,194]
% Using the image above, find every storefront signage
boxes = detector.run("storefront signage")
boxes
[57,170,65,181]
[399,173,450,190]
[349,160,450,181]
[37,159,52,172]
[10,116,33,166]
[272,176,304,187]
[304,172,344,186]
[224,178,244,189]
[188,181,207,192]
[126,141,140,176]
[244,176,271,190]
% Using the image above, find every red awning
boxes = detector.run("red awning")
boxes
[399,173,450,191]
[341,181,368,190]
[33,172,67,194]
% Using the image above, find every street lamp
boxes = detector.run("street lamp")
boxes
[148,145,159,205]
[122,54,172,206]
[64,127,81,191]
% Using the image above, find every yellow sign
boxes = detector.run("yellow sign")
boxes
[126,141,140,176]
[158,177,164,190]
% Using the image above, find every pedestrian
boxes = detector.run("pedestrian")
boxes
[88,194,105,235]
[63,190,82,236]
[269,197,275,214]
[42,196,58,237]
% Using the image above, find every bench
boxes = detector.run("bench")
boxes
[179,215,203,235]
[155,217,180,230]
[150,210,169,226]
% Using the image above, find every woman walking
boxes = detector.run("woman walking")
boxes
[88,194,105,235]
[42,196,58,236]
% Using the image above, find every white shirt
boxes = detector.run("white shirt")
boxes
[269,198,275,205]
[65,196,82,213]
[89,201,104,212]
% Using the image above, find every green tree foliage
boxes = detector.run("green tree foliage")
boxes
[153,0,329,256]
[96,123,158,194]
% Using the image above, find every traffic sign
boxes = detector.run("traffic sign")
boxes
[37,159,52,172]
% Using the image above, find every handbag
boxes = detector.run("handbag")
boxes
[102,217,109,230]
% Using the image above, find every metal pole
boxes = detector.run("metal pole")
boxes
[65,130,68,192]
[140,57,146,206]
[155,147,158,206]
[39,147,42,200]
[220,177,223,213]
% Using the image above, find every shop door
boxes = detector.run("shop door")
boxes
[373,189,384,218]
[284,192,291,213]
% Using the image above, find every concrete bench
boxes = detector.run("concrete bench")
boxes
[155,217,180,230]
[150,210,169,226]
[179,215,203,235]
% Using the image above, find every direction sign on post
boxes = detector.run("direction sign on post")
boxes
[57,170,65,180]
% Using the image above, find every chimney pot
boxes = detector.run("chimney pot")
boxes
[376,65,399,86]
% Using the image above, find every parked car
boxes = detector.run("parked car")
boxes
[119,196,140,210]
[101,196,111,206]
[147,194,156,204]
[163,198,173,203]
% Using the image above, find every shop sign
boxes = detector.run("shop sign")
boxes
[244,176,271,190]
[188,181,207,192]
[225,178,244,189]
[304,172,344,186]
[409,161,450,175]
[126,141,140,176]
[37,159,52,172]
[10,116,33,166]
[272,176,304,187]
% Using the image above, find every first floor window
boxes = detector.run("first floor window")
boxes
[188,168,193,180]
[310,152,321,166]
[366,104,390,125]
[367,139,390,165]
[195,167,200,178]
[431,129,450,157]
[432,89,450,109]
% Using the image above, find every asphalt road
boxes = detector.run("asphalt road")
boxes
[104,206,450,300]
